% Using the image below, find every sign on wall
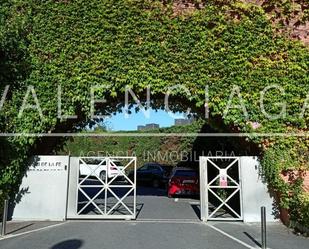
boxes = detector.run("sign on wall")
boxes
[12,156,70,221]
[219,169,228,187]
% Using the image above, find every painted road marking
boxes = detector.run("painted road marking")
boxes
[206,223,267,249]
[0,222,66,241]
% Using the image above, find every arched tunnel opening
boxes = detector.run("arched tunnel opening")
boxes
[0,0,308,239]
[20,98,261,221]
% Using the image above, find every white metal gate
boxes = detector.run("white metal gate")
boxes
[200,157,243,221]
[67,156,136,220]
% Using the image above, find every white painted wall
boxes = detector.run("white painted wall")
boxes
[12,156,70,221]
[240,157,277,222]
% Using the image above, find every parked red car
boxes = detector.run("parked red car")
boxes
[168,167,199,198]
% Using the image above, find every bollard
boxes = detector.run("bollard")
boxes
[261,206,267,249]
[1,199,8,236]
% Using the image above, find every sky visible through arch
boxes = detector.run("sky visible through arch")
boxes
[103,107,187,131]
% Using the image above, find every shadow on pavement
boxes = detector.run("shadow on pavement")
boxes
[51,239,83,249]
[136,186,167,196]
[7,223,34,235]
[135,203,144,218]
[243,232,262,248]
[191,204,201,219]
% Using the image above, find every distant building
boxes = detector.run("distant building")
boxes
[137,123,159,131]
[137,125,145,131]
[174,118,194,126]
[145,123,159,129]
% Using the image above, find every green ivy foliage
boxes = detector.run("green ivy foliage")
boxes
[261,137,309,227]
[59,120,257,167]
[3,0,309,132]
[0,0,309,225]
[58,124,201,166]
[260,0,309,24]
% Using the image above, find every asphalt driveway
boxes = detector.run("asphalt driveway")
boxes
[1,220,308,249]
[136,186,200,220]
[0,221,253,249]
[1,186,308,249]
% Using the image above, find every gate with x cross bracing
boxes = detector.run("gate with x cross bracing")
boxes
[199,157,243,221]
[66,157,137,220]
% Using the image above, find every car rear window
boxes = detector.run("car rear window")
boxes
[174,170,197,177]
[161,166,173,173]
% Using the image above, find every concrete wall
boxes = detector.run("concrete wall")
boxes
[12,156,70,221]
[240,157,277,222]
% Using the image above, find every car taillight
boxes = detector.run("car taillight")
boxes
[110,166,117,170]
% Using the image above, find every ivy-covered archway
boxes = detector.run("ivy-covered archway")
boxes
[1,0,309,227]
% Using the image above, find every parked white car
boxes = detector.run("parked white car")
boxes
[79,160,126,181]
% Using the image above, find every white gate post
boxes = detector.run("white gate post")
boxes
[199,157,207,221]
